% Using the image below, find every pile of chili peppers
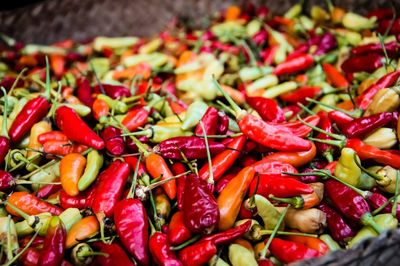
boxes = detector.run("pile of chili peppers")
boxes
[1,1,400,265]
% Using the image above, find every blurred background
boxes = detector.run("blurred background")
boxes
[0,0,395,44]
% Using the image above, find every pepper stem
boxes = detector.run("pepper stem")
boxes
[306,98,360,118]
[391,170,400,217]
[3,228,40,266]
[297,103,316,116]
[79,251,108,257]
[44,56,51,101]
[269,195,304,209]
[127,154,142,199]
[212,77,243,116]
[1,87,9,138]
[360,213,383,234]
[353,153,384,181]
[200,121,214,185]
[308,137,345,148]
[7,68,27,97]
[171,235,202,251]
[4,202,30,221]
[296,115,344,140]
[260,205,290,259]
[259,230,317,238]
[372,192,400,215]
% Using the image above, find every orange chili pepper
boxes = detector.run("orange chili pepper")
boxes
[221,85,245,105]
[322,63,349,88]
[262,142,317,167]
[145,153,176,200]
[225,5,241,21]
[6,191,62,216]
[43,140,89,156]
[50,54,65,77]
[336,100,355,111]
[27,119,52,171]
[66,216,99,249]
[167,99,186,115]
[217,166,255,230]
[60,153,87,196]
[301,190,322,209]
[92,98,110,121]
[18,55,38,67]
[233,238,254,252]
[112,62,152,80]
[285,232,330,255]
[38,131,69,144]
[122,107,149,132]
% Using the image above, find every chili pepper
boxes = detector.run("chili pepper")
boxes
[91,160,130,218]
[342,112,393,139]
[149,232,183,266]
[216,111,229,135]
[36,183,62,199]
[59,189,88,209]
[37,216,66,266]
[334,148,361,187]
[269,238,321,264]
[341,53,383,74]
[252,158,298,175]
[324,179,383,233]
[261,141,316,167]
[314,32,337,56]
[218,167,254,231]
[114,198,149,265]
[215,171,237,194]
[42,140,88,156]
[273,54,314,76]
[55,106,105,149]
[365,88,400,116]
[263,81,298,99]
[102,126,125,156]
[202,219,252,245]
[91,241,136,266]
[314,111,335,161]
[356,70,400,110]
[245,96,285,123]
[181,100,208,130]
[367,192,400,220]
[183,174,219,234]
[0,89,10,164]
[76,77,94,107]
[155,136,225,160]
[284,233,329,254]
[199,135,246,182]
[253,195,282,230]
[327,110,353,129]
[367,7,394,20]
[378,18,400,35]
[38,131,68,144]
[77,149,103,191]
[26,119,52,171]
[229,243,258,266]
[94,83,132,99]
[60,153,86,196]
[127,123,192,143]
[66,216,99,249]
[178,240,217,266]
[279,86,321,104]
[280,207,326,233]
[168,211,192,245]
[125,155,147,176]
[194,107,219,135]
[6,191,62,216]
[271,115,320,138]
[92,98,110,121]
[122,107,149,132]
[352,41,398,56]
[322,63,349,88]
[154,188,171,226]
[170,162,187,211]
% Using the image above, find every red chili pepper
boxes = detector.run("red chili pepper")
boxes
[251,158,298,175]
[183,174,219,234]
[91,160,129,218]
[216,111,229,135]
[322,63,349,88]
[260,45,278,65]
[356,70,400,110]
[19,247,40,266]
[282,105,301,120]
[42,140,88,156]
[37,216,66,266]
[315,111,335,161]
[342,112,393,139]
[341,53,384,74]
[38,131,69,144]
[102,126,125,156]
[273,54,314,76]
[6,191,62,216]
[279,86,321,104]
[199,135,246,182]
[378,18,400,35]
[76,77,94,107]
[9,96,51,143]
[284,232,329,254]
[170,162,187,210]
[258,259,276,266]
[317,202,356,243]
[94,84,131,99]
[59,189,90,209]
[271,115,320,138]
[178,240,217,266]
[55,106,104,149]
[269,238,322,264]
[0,135,10,165]
[122,107,149,132]
[215,170,237,194]
[194,107,219,135]
[155,136,225,160]
[367,192,400,220]
[367,7,394,20]
[246,96,285,123]
[249,174,314,198]
[114,198,149,266]
[150,232,183,266]
[36,183,62,199]
[168,211,192,245]
[92,242,136,266]
[125,155,147,176]
[261,141,317,167]
[202,219,252,245]
[327,110,353,129]
[351,41,399,57]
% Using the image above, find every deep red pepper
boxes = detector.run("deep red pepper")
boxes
[315,111,335,161]
[273,54,314,76]
[9,96,51,143]
[367,8,394,20]
[170,162,187,210]
[251,158,298,175]
[125,135,149,152]
[342,112,393,139]
[194,107,219,135]
[282,105,301,120]
[168,211,192,245]
[0,91,10,164]
[76,77,94,107]
[125,155,147,177]
[378,18,400,35]
[258,259,276,266]
[178,240,217,266]
[91,160,130,218]
[215,170,237,194]
[92,242,136,266]
[272,115,320,138]
[201,219,252,245]
[0,135,10,165]
[367,192,400,220]
[155,136,226,160]
[246,96,285,123]
[279,86,321,104]
[183,174,219,234]
[317,202,356,243]
[150,232,183,266]
[19,247,40,266]
[94,84,131,99]
[102,126,125,156]
[55,106,105,149]
[37,216,67,266]
[328,110,353,129]
[19,235,45,248]
[0,170,18,193]
[356,70,400,110]
[59,189,89,209]
[248,174,314,198]
[36,183,62,199]
[114,198,149,266]
[351,41,399,56]
[37,131,68,144]
[122,107,149,132]
[216,111,229,135]
[269,238,322,264]
[341,53,384,74]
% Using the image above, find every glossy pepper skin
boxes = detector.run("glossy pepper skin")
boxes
[183,174,219,234]
[122,107,149,132]
[262,142,317,167]
[102,126,125,156]
[351,41,398,56]
[194,106,219,135]
[273,54,314,75]
[0,170,17,193]
[92,242,135,266]
[94,83,131,99]
[149,232,183,266]
[202,219,252,245]
[279,86,321,104]
[178,240,217,266]
[114,198,149,266]
[328,110,353,129]
[367,192,400,220]
[76,77,94,107]
[37,216,66,266]
[6,191,62,216]
[315,111,335,161]
[269,238,322,264]
[216,111,229,135]
[342,112,393,139]
[55,106,105,149]
[9,96,51,143]
[170,162,187,210]
[168,211,192,245]
[341,53,384,74]
[246,96,285,122]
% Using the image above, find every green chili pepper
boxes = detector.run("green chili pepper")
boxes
[8,98,27,121]
[181,100,209,130]
[342,12,377,31]
[59,208,83,232]
[228,117,240,133]
[123,53,168,68]
[348,214,398,248]
[229,244,258,266]
[15,212,52,237]
[239,67,273,82]
[246,74,279,93]
[93,36,139,52]
[0,216,19,261]
[334,148,361,187]
[310,6,330,21]
[146,94,174,117]
[97,94,128,114]
[312,94,338,113]
[254,195,283,230]
[358,171,376,190]
[320,234,341,251]
[208,255,230,266]
[14,219,34,236]
[30,161,60,191]
[78,150,104,191]
[0,207,8,217]
[263,81,298,99]
[61,103,91,117]
[211,21,246,43]
[89,57,110,77]
[284,1,303,19]
[246,20,262,37]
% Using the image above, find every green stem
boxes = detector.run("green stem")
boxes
[297,103,316,116]
[3,202,30,221]
[353,153,384,181]
[171,235,201,251]
[1,87,9,138]
[3,229,40,266]
[212,78,242,115]
[259,230,317,238]
[200,121,214,185]
[127,154,142,199]
[6,216,12,261]
[306,97,360,118]
[260,205,290,259]
[269,195,304,209]
[392,171,400,217]
[372,192,400,215]
[45,56,51,100]
[360,213,383,234]
[297,115,345,140]
[7,68,28,97]
[308,137,345,148]
[79,251,108,257]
